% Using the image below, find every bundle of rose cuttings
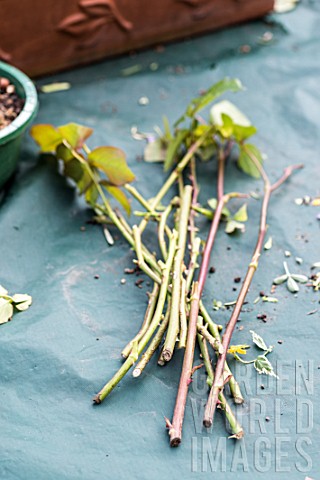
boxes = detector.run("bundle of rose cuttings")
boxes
[31,78,302,446]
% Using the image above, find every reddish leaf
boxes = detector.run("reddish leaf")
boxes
[88,146,135,186]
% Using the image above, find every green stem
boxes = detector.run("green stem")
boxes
[121,283,160,358]
[138,132,212,234]
[132,299,171,377]
[158,202,174,261]
[163,185,193,362]
[186,237,201,293]
[132,225,162,284]
[93,231,177,404]
[178,277,188,349]
[197,323,243,439]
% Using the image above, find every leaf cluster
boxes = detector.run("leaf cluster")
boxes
[30,123,135,214]
[0,285,32,325]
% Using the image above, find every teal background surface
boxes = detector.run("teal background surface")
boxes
[0,2,319,479]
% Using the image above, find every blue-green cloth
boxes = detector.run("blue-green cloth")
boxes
[1,3,319,479]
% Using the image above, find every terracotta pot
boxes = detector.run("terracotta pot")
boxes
[0,0,274,77]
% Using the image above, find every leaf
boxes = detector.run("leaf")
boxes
[58,123,93,149]
[56,144,74,162]
[225,220,245,234]
[144,138,166,163]
[199,144,217,162]
[12,294,32,311]
[0,285,8,296]
[0,298,14,324]
[287,276,299,293]
[233,204,248,222]
[85,184,99,206]
[207,198,231,217]
[254,355,279,378]
[103,183,131,215]
[162,116,172,140]
[238,144,263,179]
[250,330,268,351]
[273,274,288,285]
[88,147,135,186]
[64,158,85,183]
[233,125,257,142]
[264,236,273,250]
[211,100,251,127]
[30,124,63,152]
[185,78,243,120]
[218,113,234,138]
[290,274,308,284]
[164,129,188,171]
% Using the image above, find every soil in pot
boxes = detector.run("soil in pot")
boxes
[0,76,25,130]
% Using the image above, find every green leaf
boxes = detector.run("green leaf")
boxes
[233,125,257,142]
[12,294,32,311]
[30,124,63,152]
[56,144,74,162]
[58,123,93,149]
[211,100,251,127]
[233,204,248,222]
[238,144,263,179]
[207,198,231,217]
[164,129,188,171]
[162,116,172,140]
[250,330,269,351]
[287,276,299,293]
[88,147,135,186]
[198,144,217,162]
[264,236,273,250]
[273,274,288,285]
[103,183,131,215]
[186,78,243,120]
[85,184,99,206]
[254,355,279,379]
[225,220,245,234]
[144,138,166,163]
[64,158,85,183]
[0,298,14,324]
[290,274,308,283]
[218,113,234,138]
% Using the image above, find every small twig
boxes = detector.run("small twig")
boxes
[132,225,162,284]
[169,281,200,447]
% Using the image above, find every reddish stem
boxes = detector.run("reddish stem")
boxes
[203,163,303,428]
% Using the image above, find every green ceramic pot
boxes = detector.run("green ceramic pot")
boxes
[0,61,38,188]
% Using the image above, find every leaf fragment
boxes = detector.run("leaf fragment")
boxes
[264,236,273,250]
[89,146,135,186]
[254,355,279,378]
[0,298,13,324]
[250,330,268,351]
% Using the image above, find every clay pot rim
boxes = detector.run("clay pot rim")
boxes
[0,61,38,144]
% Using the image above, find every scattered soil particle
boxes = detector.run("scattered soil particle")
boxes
[257,313,267,322]
[80,226,86,231]
[234,277,241,283]
[265,416,270,422]
[209,266,216,274]
[94,274,100,279]
[278,340,283,344]
[120,278,126,285]
[135,279,144,288]
[259,291,265,297]
[260,384,265,390]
